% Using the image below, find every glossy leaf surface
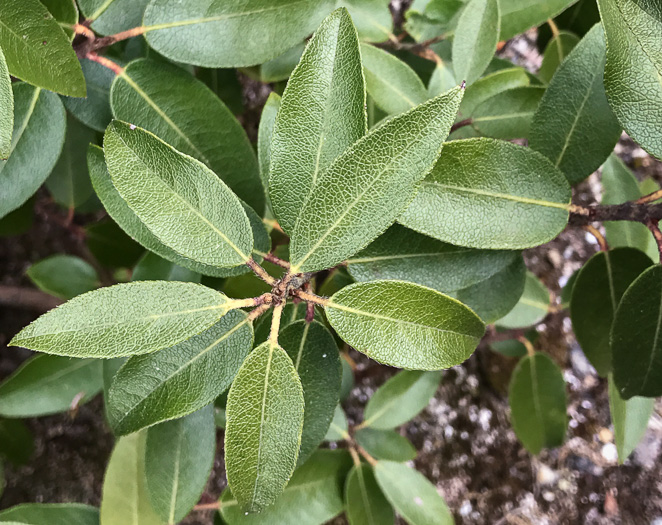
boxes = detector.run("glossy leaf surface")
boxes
[346,464,395,525]
[354,428,417,461]
[496,271,550,329]
[78,0,150,35]
[452,0,499,85]
[62,58,114,132]
[26,255,99,299]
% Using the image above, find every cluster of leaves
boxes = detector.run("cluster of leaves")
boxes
[0,0,661,523]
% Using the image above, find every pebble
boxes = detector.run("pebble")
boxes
[601,443,618,463]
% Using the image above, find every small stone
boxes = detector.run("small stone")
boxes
[598,428,613,443]
[602,443,618,463]
[537,464,558,485]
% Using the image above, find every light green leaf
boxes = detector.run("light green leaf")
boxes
[10,281,237,358]
[0,47,12,159]
[0,419,34,465]
[111,59,264,212]
[1,84,66,219]
[346,464,395,525]
[78,0,150,36]
[499,0,578,40]
[225,341,305,512]
[509,352,567,454]
[470,86,545,139]
[269,8,367,234]
[40,0,79,39]
[142,0,336,68]
[374,461,454,525]
[530,25,621,185]
[100,431,161,525]
[597,0,662,159]
[327,280,484,370]
[354,428,417,461]
[26,254,99,299]
[496,271,550,329]
[63,58,115,132]
[0,504,98,525]
[346,224,519,293]
[452,0,499,85]
[257,92,281,189]
[538,31,580,83]
[145,406,215,524]
[612,264,662,398]
[0,354,102,418]
[104,121,253,269]
[362,370,441,429]
[280,321,341,465]
[338,0,393,42]
[324,404,349,441]
[259,43,305,83]
[290,86,464,273]
[132,252,200,283]
[0,0,85,97]
[107,310,253,435]
[570,248,653,376]
[428,61,457,98]
[608,373,654,463]
[360,43,428,115]
[400,138,571,250]
[220,449,351,525]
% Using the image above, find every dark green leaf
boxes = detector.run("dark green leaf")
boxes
[40,0,78,39]
[457,68,531,122]
[132,252,201,283]
[499,0,578,40]
[471,86,545,139]
[346,464,395,525]
[496,271,550,329]
[63,58,115,132]
[85,219,143,268]
[259,43,305,83]
[0,504,98,525]
[538,31,580,83]
[78,0,149,36]
[354,428,417,461]
[26,254,99,299]
[0,419,33,465]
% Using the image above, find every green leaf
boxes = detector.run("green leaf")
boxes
[0,0,85,96]
[104,121,253,269]
[428,61,457,99]
[360,43,428,115]
[470,86,545,140]
[538,31,580,83]
[63,58,115,132]
[40,0,79,39]
[280,321,341,465]
[496,271,550,329]
[509,352,567,454]
[85,219,143,269]
[0,504,98,525]
[0,419,34,465]
[257,93,281,190]
[26,254,99,299]
[374,460,454,525]
[327,280,484,370]
[132,252,200,283]
[111,59,264,212]
[0,47,12,159]
[570,248,653,376]
[608,373,654,463]
[530,25,621,185]
[597,0,662,159]
[324,404,349,441]
[142,0,336,68]
[100,431,161,525]
[612,264,662,398]
[1,84,66,219]
[400,138,571,250]
[346,225,519,294]
[457,68,531,121]
[452,0,500,85]
[362,370,441,429]
[499,0,578,40]
[220,449,351,524]
[269,8,367,234]
[10,281,236,358]
[338,0,393,43]
[0,355,102,417]
[107,310,253,435]
[78,0,149,36]
[354,428,417,461]
[290,87,464,273]
[225,341,305,512]
[145,406,215,524]
[346,464,395,525]
[259,43,305,83]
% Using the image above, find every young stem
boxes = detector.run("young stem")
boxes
[547,18,561,38]
[246,258,276,285]
[294,290,329,307]
[518,335,536,358]
[260,252,290,269]
[91,26,146,51]
[85,52,124,75]
[636,189,662,205]
[349,446,362,467]
[583,225,609,251]
[356,443,379,467]
[230,294,272,310]
[193,502,220,511]
[247,303,272,321]
[646,219,662,260]
[269,302,284,346]
[450,118,473,134]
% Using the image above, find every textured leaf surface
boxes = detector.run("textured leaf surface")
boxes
[509,352,567,454]
[452,0,499,85]
[457,68,531,122]
[597,0,662,158]
[79,0,150,36]
[26,255,98,299]
[104,121,253,268]
[10,281,234,358]
[280,321,341,465]
[111,59,264,212]
[0,47,12,159]
[290,87,464,272]
[362,370,441,429]
[0,355,102,418]
[269,8,366,233]
[496,271,550,328]
[220,450,350,524]
[62,58,114,132]
[257,93,280,188]
[400,138,571,249]
[374,461,454,525]
[0,504,98,525]
[145,406,215,523]
[530,25,621,185]
[327,281,484,369]
[108,310,253,435]
[225,341,305,512]
[354,428,417,461]
[1,84,66,219]
[612,265,662,398]
[499,0,578,40]
[0,0,85,96]
[142,0,336,67]
[100,431,161,525]
[538,31,580,83]
[346,464,395,525]
[346,225,518,293]
[570,248,652,376]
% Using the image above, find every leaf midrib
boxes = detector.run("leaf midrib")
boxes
[346,249,469,265]
[4,86,41,162]
[251,343,275,509]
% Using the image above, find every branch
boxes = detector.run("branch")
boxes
[0,286,63,312]
[568,202,662,226]
[646,219,662,260]
[269,302,284,346]
[90,26,146,51]
[583,224,609,251]
[85,52,124,75]
[293,290,329,307]
[450,118,473,134]
[246,258,276,285]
